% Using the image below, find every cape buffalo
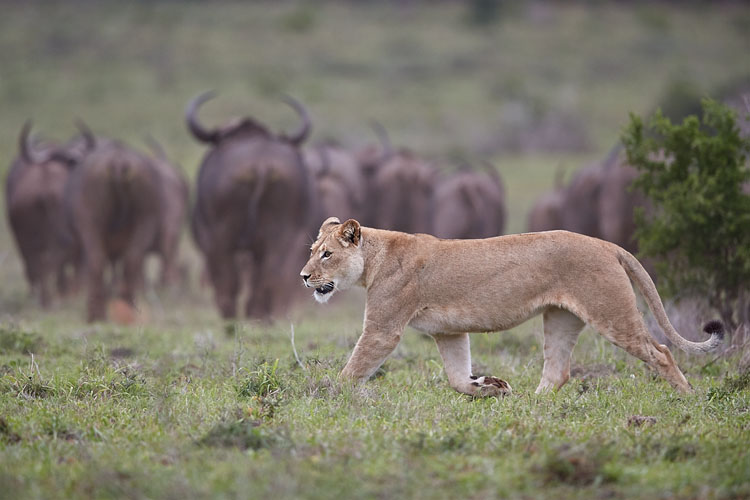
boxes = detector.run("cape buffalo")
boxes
[432,164,506,239]
[65,137,162,322]
[355,122,393,177]
[144,137,189,287]
[527,144,649,253]
[558,162,604,238]
[527,191,564,233]
[356,123,438,234]
[372,149,437,234]
[5,122,90,306]
[187,92,317,319]
[597,150,647,254]
[304,142,366,223]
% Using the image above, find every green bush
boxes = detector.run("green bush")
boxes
[622,99,750,333]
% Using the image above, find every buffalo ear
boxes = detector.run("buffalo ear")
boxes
[337,219,361,247]
[317,216,341,240]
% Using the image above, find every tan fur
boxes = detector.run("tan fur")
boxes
[301,218,722,396]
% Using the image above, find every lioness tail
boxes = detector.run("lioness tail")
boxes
[617,250,724,354]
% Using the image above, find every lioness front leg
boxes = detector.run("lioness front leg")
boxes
[340,327,403,381]
[433,333,511,397]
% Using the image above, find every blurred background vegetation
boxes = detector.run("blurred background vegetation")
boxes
[1,0,749,313]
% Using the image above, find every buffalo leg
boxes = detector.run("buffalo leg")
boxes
[245,250,274,320]
[121,219,158,308]
[207,247,239,319]
[158,234,180,287]
[85,253,107,323]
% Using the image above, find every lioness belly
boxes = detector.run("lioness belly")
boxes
[408,304,540,335]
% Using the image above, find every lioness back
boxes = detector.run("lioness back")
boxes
[390,230,623,334]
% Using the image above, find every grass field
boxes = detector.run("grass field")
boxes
[1,299,749,499]
[1,2,750,498]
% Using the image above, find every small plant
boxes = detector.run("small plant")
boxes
[238,359,283,398]
[1,356,54,399]
[622,98,750,334]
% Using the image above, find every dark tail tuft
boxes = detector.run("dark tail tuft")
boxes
[703,320,725,339]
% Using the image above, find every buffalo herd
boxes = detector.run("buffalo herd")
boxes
[527,143,647,255]
[6,92,648,323]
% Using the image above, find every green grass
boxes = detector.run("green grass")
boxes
[0,301,748,499]
[1,2,750,498]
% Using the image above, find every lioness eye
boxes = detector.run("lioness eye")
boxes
[322,250,332,259]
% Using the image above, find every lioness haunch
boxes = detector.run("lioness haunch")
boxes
[300,217,723,397]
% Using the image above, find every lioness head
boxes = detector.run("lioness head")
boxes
[300,217,364,303]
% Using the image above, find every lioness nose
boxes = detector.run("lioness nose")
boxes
[301,273,310,282]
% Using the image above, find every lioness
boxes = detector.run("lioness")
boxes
[300,217,723,396]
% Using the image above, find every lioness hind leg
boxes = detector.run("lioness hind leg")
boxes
[590,310,692,393]
[433,333,511,397]
[536,307,585,394]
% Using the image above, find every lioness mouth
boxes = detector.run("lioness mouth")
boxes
[315,282,335,295]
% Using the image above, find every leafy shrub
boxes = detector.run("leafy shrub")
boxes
[622,99,750,332]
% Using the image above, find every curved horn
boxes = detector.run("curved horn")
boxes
[19,121,34,163]
[281,95,311,146]
[74,118,96,152]
[370,120,393,163]
[18,121,46,164]
[186,91,219,144]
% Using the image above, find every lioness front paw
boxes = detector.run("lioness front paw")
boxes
[470,375,512,397]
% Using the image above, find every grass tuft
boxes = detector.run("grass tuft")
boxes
[41,414,81,441]
[238,359,283,398]
[537,442,619,486]
[707,371,750,401]
[1,370,55,399]
[198,418,290,451]
[0,417,21,444]
[404,428,471,453]
[0,325,43,355]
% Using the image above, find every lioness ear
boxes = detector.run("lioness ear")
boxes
[337,219,361,247]
[317,216,341,240]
